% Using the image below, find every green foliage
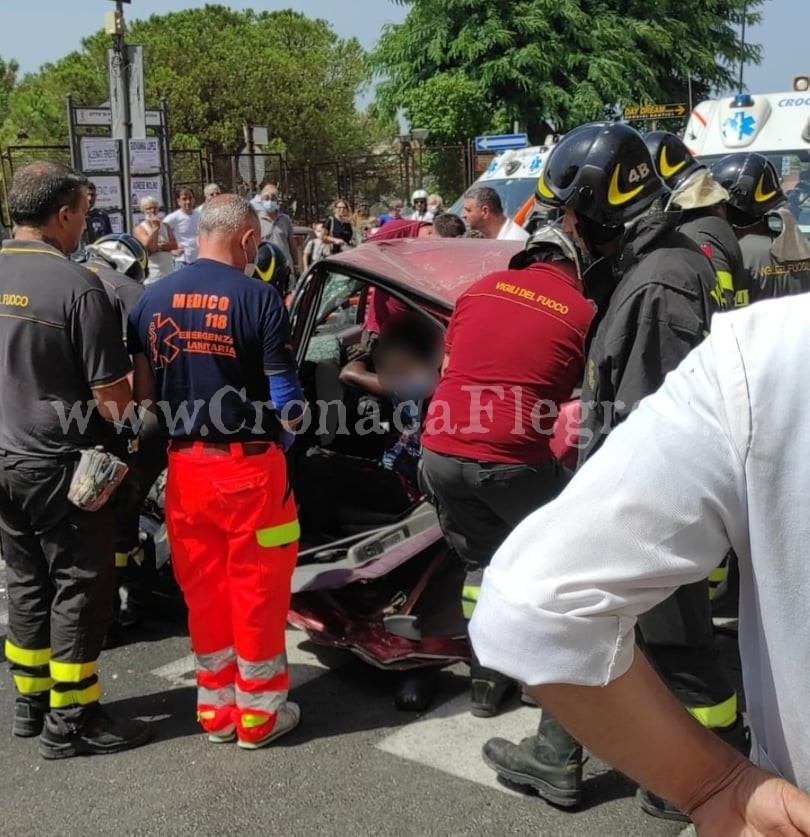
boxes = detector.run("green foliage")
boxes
[371,0,767,142]
[1,5,373,157]
[400,73,498,145]
[0,57,19,128]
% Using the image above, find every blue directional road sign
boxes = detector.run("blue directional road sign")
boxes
[474,133,530,152]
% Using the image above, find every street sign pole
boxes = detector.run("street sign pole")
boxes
[108,0,132,232]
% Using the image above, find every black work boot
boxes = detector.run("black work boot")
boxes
[638,714,749,822]
[13,695,49,738]
[469,650,515,718]
[39,704,151,760]
[482,712,584,807]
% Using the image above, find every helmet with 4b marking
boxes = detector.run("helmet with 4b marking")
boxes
[536,122,667,227]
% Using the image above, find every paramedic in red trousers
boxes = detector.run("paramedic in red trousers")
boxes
[128,194,305,749]
[420,225,594,718]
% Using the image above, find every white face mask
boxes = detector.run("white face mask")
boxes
[243,236,257,277]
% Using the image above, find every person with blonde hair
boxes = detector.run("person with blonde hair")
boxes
[133,196,177,284]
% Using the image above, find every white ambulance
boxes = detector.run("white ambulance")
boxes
[448,143,557,223]
[684,77,810,233]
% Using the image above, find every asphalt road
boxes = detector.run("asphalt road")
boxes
[0,565,734,837]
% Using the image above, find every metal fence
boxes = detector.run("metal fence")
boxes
[1,142,480,235]
[170,149,206,198]
[1,145,74,233]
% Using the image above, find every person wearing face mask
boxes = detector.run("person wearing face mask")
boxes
[258,186,298,272]
[427,193,444,218]
[295,312,443,537]
[419,225,594,720]
[128,194,306,750]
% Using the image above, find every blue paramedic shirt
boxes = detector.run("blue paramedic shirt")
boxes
[127,259,299,442]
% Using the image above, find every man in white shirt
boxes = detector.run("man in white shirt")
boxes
[462,186,529,242]
[470,296,810,833]
[164,187,200,264]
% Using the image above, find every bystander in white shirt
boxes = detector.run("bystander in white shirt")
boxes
[164,207,200,263]
[471,296,810,791]
[497,217,529,242]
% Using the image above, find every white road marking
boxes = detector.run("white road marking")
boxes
[150,653,196,687]
[376,691,542,796]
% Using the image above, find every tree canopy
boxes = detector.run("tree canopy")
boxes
[0,57,18,129]
[370,0,767,143]
[1,5,376,157]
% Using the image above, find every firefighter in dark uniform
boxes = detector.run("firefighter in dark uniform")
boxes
[84,234,168,640]
[645,131,750,310]
[482,124,741,821]
[711,152,810,300]
[0,161,149,758]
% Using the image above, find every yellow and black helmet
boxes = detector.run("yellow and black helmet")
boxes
[254,241,292,296]
[535,122,667,227]
[709,153,786,225]
[643,131,704,191]
[88,233,149,282]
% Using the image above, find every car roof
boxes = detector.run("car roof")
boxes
[322,238,524,309]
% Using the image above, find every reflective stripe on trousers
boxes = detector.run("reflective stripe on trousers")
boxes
[5,639,52,695]
[195,646,237,709]
[686,693,738,730]
[708,565,727,600]
[462,585,480,620]
[49,658,101,710]
[235,652,288,715]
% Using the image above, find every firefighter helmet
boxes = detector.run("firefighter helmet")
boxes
[254,241,292,295]
[87,233,149,282]
[535,122,667,226]
[709,153,786,225]
[643,131,705,191]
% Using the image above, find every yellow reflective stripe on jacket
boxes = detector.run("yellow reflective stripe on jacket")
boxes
[115,552,130,568]
[256,520,301,548]
[14,674,53,694]
[686,694,737,729]
[5,640,50,668]
[50,659,97,683]
[50,681,101,709]
[734,289,750,307]
[462,585,480,620]
[242,713,272,729]
[716,270,734,292]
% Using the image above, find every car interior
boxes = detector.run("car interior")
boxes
[289,268,446,563]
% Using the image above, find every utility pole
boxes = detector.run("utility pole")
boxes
[738,1,748,93]
[106,0,133,231]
